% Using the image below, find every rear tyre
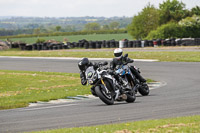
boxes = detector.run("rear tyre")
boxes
[95,80,114,105]
[138,83,149,96]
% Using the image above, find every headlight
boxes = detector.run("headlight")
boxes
[116,69,124,75]
[87,71,93,78]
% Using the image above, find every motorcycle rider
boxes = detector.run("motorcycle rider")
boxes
[78,57,98,85]
[110,48,146,83]
[78,58,100,96]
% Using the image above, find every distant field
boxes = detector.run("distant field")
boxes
[7,33,132,44]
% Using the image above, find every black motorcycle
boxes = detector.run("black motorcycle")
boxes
[84,61,136,105]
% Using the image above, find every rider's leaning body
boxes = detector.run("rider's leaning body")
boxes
[110,48,146,83]
[78,58,98,85]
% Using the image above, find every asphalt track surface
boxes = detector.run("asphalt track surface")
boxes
[0,57,200,132]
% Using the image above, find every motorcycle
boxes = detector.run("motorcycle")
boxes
[115,54,150,96]
[84,61,136,105]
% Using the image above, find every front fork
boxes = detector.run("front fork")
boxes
[101,78,120,100]
[101,79,109,94]
[126,73,139,93]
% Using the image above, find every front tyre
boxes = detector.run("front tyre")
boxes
[95,83,114,105]
[138,83,149,96]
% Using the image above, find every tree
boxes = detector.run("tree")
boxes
[109,22,120,30]
[65,25,76,32]
[127,4,159,39]
[102,25,110,30]
[159,0,188,25]
[178,15,200,38]
[26,24,40,29]
[84,23,100,31]
[147,15,200,39]
[56,26,61,32]
[191,6,200,16]
[33,28,40,35]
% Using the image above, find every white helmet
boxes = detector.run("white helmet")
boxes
[114,48,123,59]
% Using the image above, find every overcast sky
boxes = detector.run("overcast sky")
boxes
[0,0,199,17]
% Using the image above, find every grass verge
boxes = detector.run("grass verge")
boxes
[0,70,153,110]
[30,115,200,133]
[0,70,88,110]
[1,50,200,62]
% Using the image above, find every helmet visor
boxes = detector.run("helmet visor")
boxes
[114,52,122,57]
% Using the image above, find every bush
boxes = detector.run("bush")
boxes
[36,38,46,43]
[146,22,182,39]
[146,15,200,40]
[179,15,200,38]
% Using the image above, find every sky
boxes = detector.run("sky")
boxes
[0,0,199,17]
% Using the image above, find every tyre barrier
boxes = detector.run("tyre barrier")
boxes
[144,40,149,47]
[128,41,133,48]
[106,41,110,48]
[102,40,106,48]
[195,38,200,46]
[18,43,26,50]
[110,40,116,48]
[96,41,102,49]
[84,42,89,49]
[17,38,200,51]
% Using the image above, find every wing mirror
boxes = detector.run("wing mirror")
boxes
[103,61,108,65]
[124,53,128,58]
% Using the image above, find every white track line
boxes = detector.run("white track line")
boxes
[148,81,167,90]
[27,82,167,107]
[21,104,77,111]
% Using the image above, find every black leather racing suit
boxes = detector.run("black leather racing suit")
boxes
[79,62,99,96]
[79,62,98,85]
[110,56,146,83]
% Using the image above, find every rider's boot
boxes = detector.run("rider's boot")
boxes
[120,94,127,100]
[130,66,146,83]
[139,77,146,83]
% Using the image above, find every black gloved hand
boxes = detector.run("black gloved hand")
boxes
[108,69,114,75]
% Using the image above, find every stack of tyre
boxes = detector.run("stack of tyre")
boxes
[16,38,200,51]
[21,42,69,51]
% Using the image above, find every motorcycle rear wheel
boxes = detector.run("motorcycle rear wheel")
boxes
[138,83,150,96]
[126,85,136,103]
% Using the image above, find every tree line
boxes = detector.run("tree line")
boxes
[1,0,199,40]
[127,0,200,39]
[0,17,131,37]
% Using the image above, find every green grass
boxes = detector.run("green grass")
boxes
[1,50,200,62]
[5,33,132,44]
[0,70,89,110]
[0,70,152,110]
[30,115,200,133]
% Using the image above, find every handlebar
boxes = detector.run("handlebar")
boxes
[123,58,134,65]
[98,61,108,68]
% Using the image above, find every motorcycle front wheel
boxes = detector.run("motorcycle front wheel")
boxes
[95,80,114,105]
